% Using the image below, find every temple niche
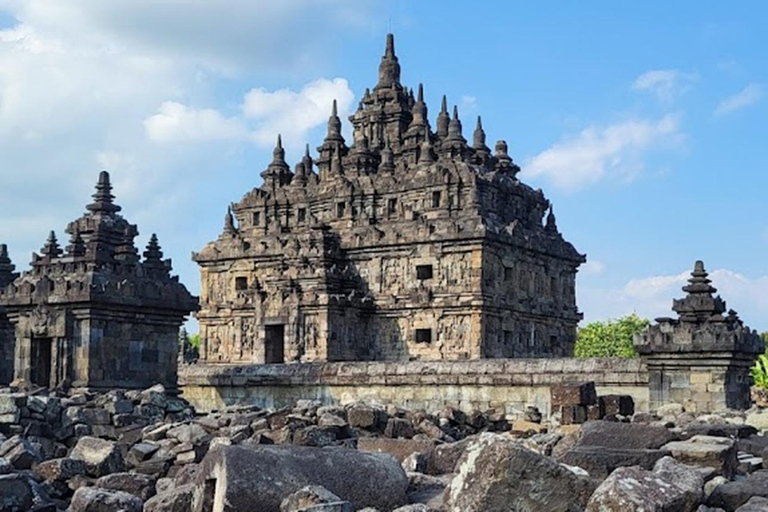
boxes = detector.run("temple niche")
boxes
[0,172,198,390]
[194,34,585,364]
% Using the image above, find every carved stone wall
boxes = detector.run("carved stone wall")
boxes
[194,34,585,364]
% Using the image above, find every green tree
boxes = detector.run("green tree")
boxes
[574,313,650,358]
[188,333,201,350]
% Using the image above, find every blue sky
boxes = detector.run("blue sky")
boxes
[0,1,766,330]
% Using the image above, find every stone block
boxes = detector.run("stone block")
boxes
[560,405,587,425]
[662,435,738,479]
[599,395,634,417]
[551,382,597,408]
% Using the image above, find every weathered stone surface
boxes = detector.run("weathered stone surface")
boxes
[70,436,126,477]
[662,435,738,478]
[707,470,768,511]
[654,456,705,511]
[280,485,354,512]
[0,474,34,512]
[191,444,408,512]
[34,457,88,481]
[576,420,677,450]
[357,438,435,463]
[0,435,39,469]
[746,412,768,433]
[446,433,595,512]
[551,382,598,408]
[557,445,670,479]
[95,472,156,501]
[144,483,195,512]
[69,486,143,512]
[736,497,768,512]
[586,465,696,512]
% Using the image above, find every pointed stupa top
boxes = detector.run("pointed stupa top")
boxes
[143,233,164,263]
[437,95,450,138]
[418,134,436,165]
[377,33,401,89]
[41,230,62,258]
[0,243,16,283]
[410,83,428,128]
[672,260,727,322]
[446,105,466,143]
[270,134,288,169]
[473,116,488,150]
[223,207,237,235]
[303,143,313,173]
[324,99,344,144]
[87,171,121,214]
[66,229,86,257]
[545,206,558,234]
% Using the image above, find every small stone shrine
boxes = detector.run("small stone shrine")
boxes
[194,34,585,364]
[0,172,198,390]
[635,260,764,412]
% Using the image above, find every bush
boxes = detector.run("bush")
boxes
[750,333,768,389]
[574,313,649,358]
[188,333,200,349]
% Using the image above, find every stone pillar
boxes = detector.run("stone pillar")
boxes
[635,261,763,413]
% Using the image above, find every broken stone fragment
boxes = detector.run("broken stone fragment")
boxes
[446,433,595,512]
[0,435,40,469]
[69,436,126,477]
[144,483,195,512]
[586,465,697,512]
[34,457,88,482]
[69,486,143,512]
[95,471,157,501]
[662,435,738,479]
[280,485,354,512]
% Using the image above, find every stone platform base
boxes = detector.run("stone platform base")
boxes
[179,358,649,417]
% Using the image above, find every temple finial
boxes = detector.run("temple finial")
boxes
[545,206,558,234]
[437,96,450,139]
[332,99,338,117]
[143,233,164,263]
[417,83,424,103]
[453,105,459,120]
[41,230,62,258]
[377,33,401,89]
[66,228,86,257]
[87,170,121,214]
[223,207,237,235]
[385,33,395,58]
[473,115,488,150]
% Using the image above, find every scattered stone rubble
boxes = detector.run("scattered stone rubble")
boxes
[2,383,768,511]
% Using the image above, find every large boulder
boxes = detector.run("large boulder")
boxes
[0,435,40,469]
[144,484,195,512]
[445,433,596,512]
[69,486,143,512]
[191,444,408,512]
[95,472,156,501]
[558,446,670,479]
[357,438,435,463]
[557,420,677,454]
[653,456,705,511]
[736,497,768,511]
[662,436,738,479]
[34,457,88,482]
[0,474,34,512]
[707,470,768,511]
[70,436,126,477]
[586,465,698,512]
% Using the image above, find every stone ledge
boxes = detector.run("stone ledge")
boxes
[179,357,649,388]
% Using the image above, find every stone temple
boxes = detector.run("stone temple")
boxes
[0,172,197,390]
[194,34,585,364]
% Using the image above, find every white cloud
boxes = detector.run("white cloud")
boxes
[632,69,697,102]
[0,1,378,316]
[523,114,682,191]
[581,260,605,276]
[144,102,248,143]
[714,83,763,116]
[579,266,768,331]
[243,78,355,147]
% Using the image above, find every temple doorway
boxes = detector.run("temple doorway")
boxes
[30,337,53,387]
[264,325,285,364]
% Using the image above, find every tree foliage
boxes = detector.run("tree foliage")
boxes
[188,333,201,349]
[574,313,650,358]
[750,333,768,389]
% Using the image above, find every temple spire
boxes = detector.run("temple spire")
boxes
[473,116,487,149]
[303,143,313,173]
[86,171,121,214]
[418,133,435,165]
[324,100,344,144]
[437,95,450,139]
[672,260,727,323]
[41,231,62,258]
[0,243,17,286]
[545,206,558,234]
[143,234,163,263]
[446,105,466,143]
[223,207,237,236]
[66,229,86,257]
[376,33,401,89]
[378,138,395,173]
